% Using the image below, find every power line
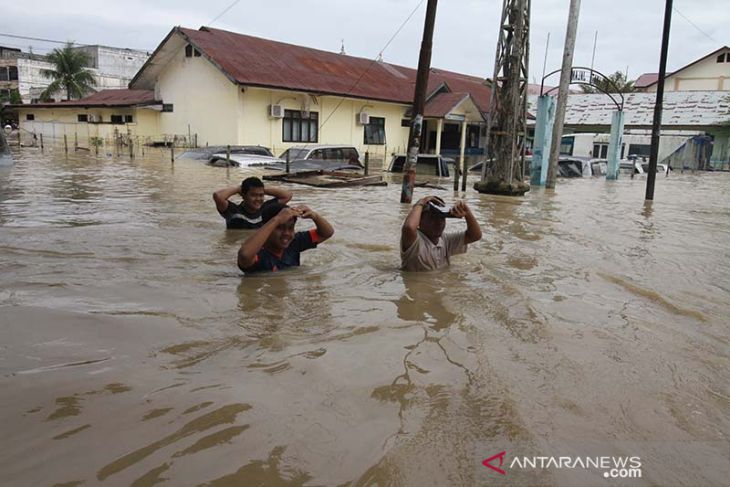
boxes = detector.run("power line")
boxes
[0,32,90,47]
[320,0,426,129]
[672,6,717,44]
[208,0,242,26]
[0,32,153,52]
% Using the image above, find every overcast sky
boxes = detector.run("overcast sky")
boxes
[2,0,728,82]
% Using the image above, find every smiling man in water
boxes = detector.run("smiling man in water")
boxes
[400,195,482,271]
[237,203,334,273]
[213,177,292,229]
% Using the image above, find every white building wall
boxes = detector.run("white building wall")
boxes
[648,48,730,92]
[155,46,240,144]
[14,47,149,103]
[73,46,149,79]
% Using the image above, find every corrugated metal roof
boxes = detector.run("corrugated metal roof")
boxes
[11,89,157,108]
[527,91,730,128]
[634,73,660,88]
[423,92,470,117]
[142,27,494,112]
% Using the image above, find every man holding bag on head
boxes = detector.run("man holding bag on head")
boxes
[400,195,482,271]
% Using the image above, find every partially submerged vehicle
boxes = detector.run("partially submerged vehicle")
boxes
[178,146,283,167]
[557,157,607,178]
[387,154,454,177]
[279,145,363,168]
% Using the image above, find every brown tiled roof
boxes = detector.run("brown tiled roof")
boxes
[174,27,492,113]
[634,73,660,88]
[11,89,157,108]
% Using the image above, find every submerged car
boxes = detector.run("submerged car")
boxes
[178,146,283,167]
[279,145,363,168]
[387,154,454,177]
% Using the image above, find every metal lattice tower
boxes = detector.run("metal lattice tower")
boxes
[478,0,530,194]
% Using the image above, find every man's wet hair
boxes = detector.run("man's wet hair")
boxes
[241,177,264,195]
[262,202,290,224]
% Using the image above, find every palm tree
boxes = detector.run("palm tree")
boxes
[40,43,96,101]
[580,71,635,94]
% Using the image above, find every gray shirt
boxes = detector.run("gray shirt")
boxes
[401,230,467,271]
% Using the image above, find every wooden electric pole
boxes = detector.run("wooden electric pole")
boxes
[546,0,581,189]
[400,0,438,204]
[646,0,672,201]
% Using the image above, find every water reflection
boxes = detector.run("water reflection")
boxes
[394,271,459,331]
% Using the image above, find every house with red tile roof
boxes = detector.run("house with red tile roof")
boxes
[127,26,492,160]
[13,26,497,162]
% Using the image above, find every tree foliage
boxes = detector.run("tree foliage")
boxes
[580,71,635,94]
[0,89,22,104]
[40,43,96,101]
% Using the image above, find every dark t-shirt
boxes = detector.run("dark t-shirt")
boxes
[221,198,278,229]
[240,230,320,273]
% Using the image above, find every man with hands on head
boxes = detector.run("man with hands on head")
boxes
[237,203,334,273]
[213,177,293,229]
[401,195,482,271]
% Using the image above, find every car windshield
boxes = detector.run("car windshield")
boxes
[390,156,445,176]
[558,160,583,178]
[279,149,309,160]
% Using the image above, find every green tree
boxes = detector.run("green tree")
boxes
[580,71,635,94]
[40,43,96,101]
[0,89,22,104]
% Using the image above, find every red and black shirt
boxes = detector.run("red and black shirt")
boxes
[240,229,321,273]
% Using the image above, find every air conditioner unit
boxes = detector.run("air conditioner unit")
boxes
[357,112,370,125]
[269,104,284,118]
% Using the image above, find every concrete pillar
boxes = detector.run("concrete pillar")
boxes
[606,110,625,180]
[531,95,556,186]
[435,118,443,155]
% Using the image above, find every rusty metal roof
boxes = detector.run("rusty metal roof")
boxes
[527,91,730,128]
[134,27,492,112]
[423,92,470,117]
[634,73,660,88]
[10,89,157,109]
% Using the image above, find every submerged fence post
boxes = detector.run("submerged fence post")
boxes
[170,143,174,163]
[74,132,78,151]
[40,133,44,150]
[226,145,231,166]
[286,149,290,174]
[364,151,369,175]
[64,134,68,154]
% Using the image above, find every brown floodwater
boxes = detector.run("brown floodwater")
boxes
[0,145,728,486]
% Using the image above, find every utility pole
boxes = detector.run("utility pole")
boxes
[546,0,581,189]
[646,0,672,201]
[474,0,531,196]
[400,0,438,204]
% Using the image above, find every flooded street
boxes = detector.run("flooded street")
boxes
[1,146,728,486]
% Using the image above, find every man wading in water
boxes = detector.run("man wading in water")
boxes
[237,203,334,273]
[400,195,482,271]
[213,177,292,229]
